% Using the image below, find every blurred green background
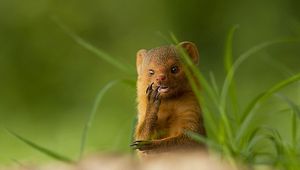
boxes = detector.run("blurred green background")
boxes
[0,0,300,165]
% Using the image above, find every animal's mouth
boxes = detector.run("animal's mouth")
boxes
[158,85,169,93]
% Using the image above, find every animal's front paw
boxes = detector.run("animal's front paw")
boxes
[146,83,161,109]
[130,140,153,151]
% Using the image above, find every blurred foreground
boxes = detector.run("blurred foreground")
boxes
[2,152,242,170]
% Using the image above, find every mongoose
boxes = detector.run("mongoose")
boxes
[130,41,206,157]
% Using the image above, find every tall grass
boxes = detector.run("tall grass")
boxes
[173,27,300,169]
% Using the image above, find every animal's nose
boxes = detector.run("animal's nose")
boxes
[156,75,166,81]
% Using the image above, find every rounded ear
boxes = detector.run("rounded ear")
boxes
[179,41,199,65]
[136,49,147,75]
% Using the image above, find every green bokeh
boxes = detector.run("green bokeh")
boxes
[0,0,299,165]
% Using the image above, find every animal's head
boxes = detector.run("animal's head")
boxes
[136,41,199,98]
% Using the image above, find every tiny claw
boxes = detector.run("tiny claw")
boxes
[152,86,160,99]
[150,83,154,89]
[146,83,154,94]
[130,141,137,146]
[130,140,141,147]
[130,140,152,150]
[130,142,138,149]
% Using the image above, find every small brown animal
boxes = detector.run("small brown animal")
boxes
[130,41,206,157]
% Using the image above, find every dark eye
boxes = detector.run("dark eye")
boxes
[149,69,155,76]
[171,66,179,74]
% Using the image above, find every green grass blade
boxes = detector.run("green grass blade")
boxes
[224,25,240,119]
[242,127,261,152]
[170,33,220,112]
[242,73,300,121]
[79,79,135,159]
[242,126,279,160]
[220,39,300,118]
[185,131,222,151]
[156,31,173,44]
[51,16,134,74]
[291,109,297,151]
[246,135,267,155]
[266,129,284,156]
[6,129,73,163]
[170,34,217,104]
[262,54,294,77]
[236,73,300,142]
[171,42,220,140]
[276,94,300,147]
[277,95,300,118]
[272,105,300,115]
[171,34,232,151]
[224,24,239,72]
[209,71,220,97]
[242,126,291,166]
[256,127,285,168]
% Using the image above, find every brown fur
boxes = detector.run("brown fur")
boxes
[132,42,206,158]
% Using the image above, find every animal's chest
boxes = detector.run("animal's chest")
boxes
[154,104,177,137]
